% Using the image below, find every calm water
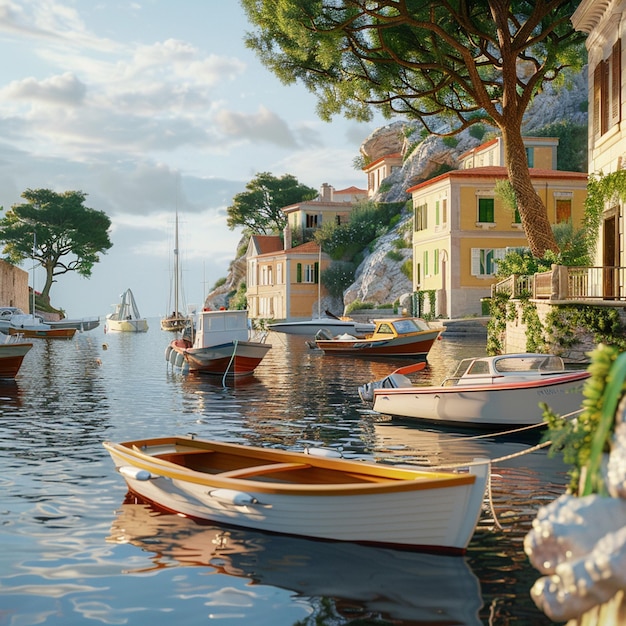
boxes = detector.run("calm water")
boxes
[0,323,570,625]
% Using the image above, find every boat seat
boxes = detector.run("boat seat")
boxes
[219,462,311,479]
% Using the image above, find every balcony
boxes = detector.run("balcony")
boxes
[492,265,626,302]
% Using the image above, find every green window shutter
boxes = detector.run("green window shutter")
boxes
[478,198,494,222]
[297,263,302,283]
[314,261,319,283]
[435,201,440,226]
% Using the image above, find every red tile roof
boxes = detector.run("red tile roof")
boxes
[407,166,587,193]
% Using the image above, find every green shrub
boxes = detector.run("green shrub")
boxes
[321,261,356,299]
[386,249,403,262]
[345,300,374,314]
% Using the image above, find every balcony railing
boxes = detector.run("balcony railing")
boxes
[492,265,626,302]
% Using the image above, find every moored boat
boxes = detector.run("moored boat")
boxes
[0,333,33,378]
[165,308,270,378]
[45,317,100,332]
[160,210,191,333]
[105,288,149,332]
[312,317,443,359]
[363,353,588,428]
[269,311,375,337]
[103,435,490,553]
[6,313,76,339]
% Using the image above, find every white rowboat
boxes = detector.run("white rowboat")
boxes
[103,435,489,554]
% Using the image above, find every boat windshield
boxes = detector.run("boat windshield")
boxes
[494,355,565,373]
[391,318,430,334]
[451,359,475,378]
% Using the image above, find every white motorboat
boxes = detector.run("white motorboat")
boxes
[362,353,589,428]
[269,311,375,337]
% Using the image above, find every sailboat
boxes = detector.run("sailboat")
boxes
[160,211,189,332]
[106,288,149,332]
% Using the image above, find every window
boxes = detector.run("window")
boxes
[556,198,572,224]
[513,208,522,224]
[277,262,283,284]
[477,197,495,223]
[306,213,318,228]
[434,248,440,275]
[302,263,316,283]
[423,250,429,276]
[435,201,440,226]
[593,39,621,137]
[471,248,506,276]
[442,198,447,224]
[525,147,535,168]
[414,203,428,231]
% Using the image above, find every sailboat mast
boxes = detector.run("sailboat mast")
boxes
[174,210,179,316]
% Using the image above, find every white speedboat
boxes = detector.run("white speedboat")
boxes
[269,312,375,337]
[362,353,588,428]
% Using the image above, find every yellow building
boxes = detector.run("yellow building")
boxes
[246,183,366,322]
[409,165,588,318]
[246,237,332,321]
[459,136,559,170]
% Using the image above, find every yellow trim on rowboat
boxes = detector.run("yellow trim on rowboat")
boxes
[103,439,479,497]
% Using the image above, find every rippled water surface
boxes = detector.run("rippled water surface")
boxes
[0,323,570,625]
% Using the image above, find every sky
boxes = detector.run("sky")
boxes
[0,0,385,319]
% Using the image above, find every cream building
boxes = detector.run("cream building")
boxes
[573,0,625,284]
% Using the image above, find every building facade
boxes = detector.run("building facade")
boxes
[246,237,331,322]
[409,162,588,318]
[572,0,625,277]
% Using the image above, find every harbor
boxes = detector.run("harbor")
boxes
[0,325,569,625]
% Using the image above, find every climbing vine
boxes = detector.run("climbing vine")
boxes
[486,291,509,354]
[544,305,626,351]
[519,297,546,353]
[584,170,626,254]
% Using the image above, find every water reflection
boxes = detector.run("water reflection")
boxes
[109,495,484,625]
[0,323,569,625]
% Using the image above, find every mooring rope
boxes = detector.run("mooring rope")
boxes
[407,407,584,531]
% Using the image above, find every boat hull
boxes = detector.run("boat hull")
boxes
[167,339,271,376]
[8,326,76,339]
[372,372,589,427]
[160,316,190,332]
[103,436,489,554]
[269,319,375,336]
[0,340,32,377]
[316,329,441,358]
[47,317,100,331]
[105,317,149,332]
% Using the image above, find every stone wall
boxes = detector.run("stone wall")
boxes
[503,300,626,362]
[0,260,29,311]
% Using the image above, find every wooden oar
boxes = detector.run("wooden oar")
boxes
[393,361,427,376]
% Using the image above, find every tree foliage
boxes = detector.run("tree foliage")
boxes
[242,0,587,257]
[0,189,112,302]
[226,172,317,235]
